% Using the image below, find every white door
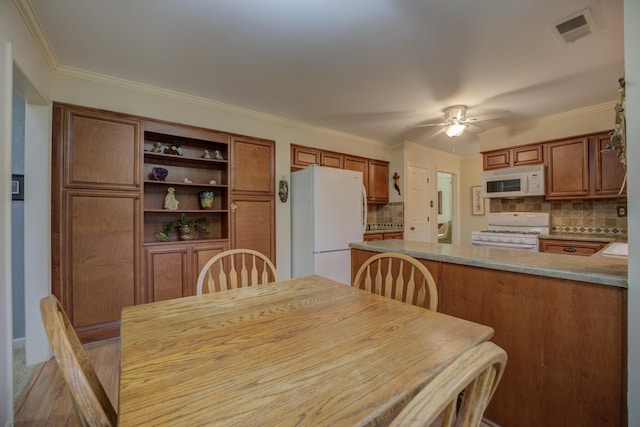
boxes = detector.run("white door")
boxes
[406,163,432,242]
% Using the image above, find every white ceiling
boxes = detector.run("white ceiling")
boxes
[28,0,624,157]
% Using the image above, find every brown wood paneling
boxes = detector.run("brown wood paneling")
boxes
[512,144,543,166]
[145,246,188,302]
[539,238,607,255]
[483,150,510,170]
[321,152,344,168]
[440,263,624,427]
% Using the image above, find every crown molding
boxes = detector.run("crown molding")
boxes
[13,0,59,71]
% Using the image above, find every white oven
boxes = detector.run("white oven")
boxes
[481,165,545,198]
[471,212,549,252]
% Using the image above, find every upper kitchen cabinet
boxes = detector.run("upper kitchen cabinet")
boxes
[546,131,625,199]
[291,145,321,169]
[231,135,275,195]
[367,159,390,204]
[546,137,590,198]
[62,105,141,190]
[291,144,389,204]
[483,144,543,170]
[592,133,627,197]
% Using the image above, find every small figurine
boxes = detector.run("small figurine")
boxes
[214,150,224,160]
[150,142,163,153]
[164,187,179,210]
[183,177,192,183]
[203,150,211,159]
[164,145,183,156]
[209,179,217,185]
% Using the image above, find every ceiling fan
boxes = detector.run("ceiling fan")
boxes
[414,105,509,138]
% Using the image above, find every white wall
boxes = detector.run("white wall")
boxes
[1,1,53,424]
[624,0,639,423]
[459,154,487,245]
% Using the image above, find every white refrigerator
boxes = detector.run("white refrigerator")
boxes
[291,165,367,285]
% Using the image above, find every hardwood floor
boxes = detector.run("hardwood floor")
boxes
[13,338,120,426]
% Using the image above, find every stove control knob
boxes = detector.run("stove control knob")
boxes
[490,236,498,242]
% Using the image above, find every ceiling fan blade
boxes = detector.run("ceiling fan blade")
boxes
[465,110,510,123]
[427,127,447,140]
[412,122,447,128]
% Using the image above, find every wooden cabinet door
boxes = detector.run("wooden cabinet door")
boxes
[64,190,140,341]
[592,133,627,197]
[321,152,344,168]
[231,196,276,263]
[145,245,188,302]
[483,149,510,170]
[64,107,140,190]
[546,137,589,198]
[367,160,389,204]
[363,233,383,241]
[231,136,275,195]
[539,239,606,256]
[190,242,229,294]
[513,144,543,167]
[344,156,368,193]
[291,144,321,169]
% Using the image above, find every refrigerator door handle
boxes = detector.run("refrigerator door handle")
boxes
[361,185,367,234]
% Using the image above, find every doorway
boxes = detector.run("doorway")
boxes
[437,171,455,244]
[406,163,431,242]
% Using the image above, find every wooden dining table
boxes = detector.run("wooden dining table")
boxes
[118,275,494,426]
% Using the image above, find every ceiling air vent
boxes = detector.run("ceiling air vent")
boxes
[551,8,597,45]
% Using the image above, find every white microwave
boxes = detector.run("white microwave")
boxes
[481,165,545,198]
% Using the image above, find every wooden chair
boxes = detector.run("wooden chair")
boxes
[196,248,278,294]
[353,252,438,311]
[390,342,507,427]
[40,295,117,426]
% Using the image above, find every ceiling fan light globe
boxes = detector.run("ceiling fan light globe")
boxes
[445,123,466,137]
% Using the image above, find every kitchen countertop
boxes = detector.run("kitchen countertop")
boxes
[349,240,627,288]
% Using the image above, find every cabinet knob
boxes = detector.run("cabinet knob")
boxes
[230,200,237,213]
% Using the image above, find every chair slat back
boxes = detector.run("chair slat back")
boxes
[40,296,117,427]
[390,341,507,427]
[197,249,278,294]
[353,252,438,311]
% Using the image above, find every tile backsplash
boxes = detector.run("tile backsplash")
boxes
[367,202,404,229]
[490,197,627,237]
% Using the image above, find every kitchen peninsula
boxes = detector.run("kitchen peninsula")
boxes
[350,240,627,427]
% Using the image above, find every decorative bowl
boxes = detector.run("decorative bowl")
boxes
[152,167,169,181]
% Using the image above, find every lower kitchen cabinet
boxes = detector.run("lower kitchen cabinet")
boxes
[145,240,228,301]
[363,231,403,241]
[539,238,607,256]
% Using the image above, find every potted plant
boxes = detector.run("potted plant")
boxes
[156,213,211,241]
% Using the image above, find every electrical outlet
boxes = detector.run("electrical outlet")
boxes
[617,205,627,217]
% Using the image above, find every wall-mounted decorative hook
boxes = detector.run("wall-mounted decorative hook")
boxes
[393,172,401,195]
[279,176,289,202]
